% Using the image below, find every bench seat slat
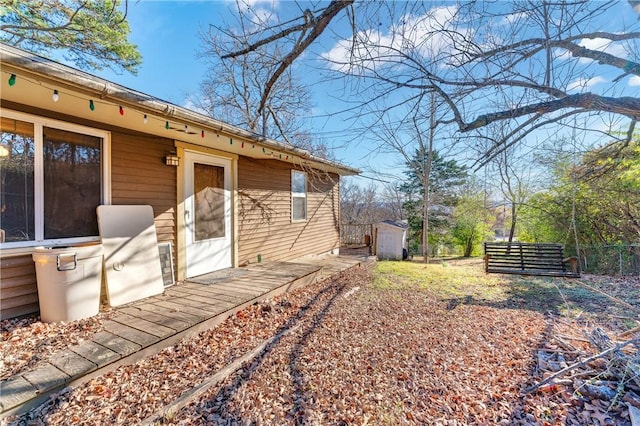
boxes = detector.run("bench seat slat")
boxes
[484,242,579,277]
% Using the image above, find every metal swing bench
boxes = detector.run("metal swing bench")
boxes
[483,242,580,278]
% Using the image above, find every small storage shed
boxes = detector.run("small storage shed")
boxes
[374,220,408,260]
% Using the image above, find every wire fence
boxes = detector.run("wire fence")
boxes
[579,244,640,276]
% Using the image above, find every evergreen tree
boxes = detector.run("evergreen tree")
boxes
[400,150,467,255]
[1,0,141,74]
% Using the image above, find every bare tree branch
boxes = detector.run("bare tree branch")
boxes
[256,0,353,115]
[462,94,640,133]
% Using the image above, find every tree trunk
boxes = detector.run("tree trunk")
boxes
[508,203,517,242]
[422,94,436,264]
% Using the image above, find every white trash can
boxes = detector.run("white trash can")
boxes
[32,245,104,323]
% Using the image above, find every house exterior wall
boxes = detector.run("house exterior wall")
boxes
[0,104,343,320]
[237,156,340,265]
[0,104,177,320]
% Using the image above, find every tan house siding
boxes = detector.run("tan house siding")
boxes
[237,156,340,265]
[110,131,177,271]
[0,255,38,320]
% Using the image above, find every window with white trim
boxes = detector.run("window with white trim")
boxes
[0,110,110,248]
[291,170,307,221]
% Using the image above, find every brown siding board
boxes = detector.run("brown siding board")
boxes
[1,303,40,320]
[0,274,37,289]
[111,131,177,280]
[237,157,340,265]
[1,283,39,300]
[0,264,35,279]
[1,293,39,311]
[0,255,34,268]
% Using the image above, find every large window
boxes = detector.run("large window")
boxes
[291,170,307,221]
[0,111,109,248]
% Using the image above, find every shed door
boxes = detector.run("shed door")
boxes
[184,152,232,277]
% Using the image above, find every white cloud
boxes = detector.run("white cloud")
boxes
[224,0,278,25]
[321,5,472,72]
[225,0,278,9]
[566,76,607,92]
[629,75,640,87]
[501,12,528,25]
[182,97,210,116]
[576,37,627,63]
[555,37,627,65]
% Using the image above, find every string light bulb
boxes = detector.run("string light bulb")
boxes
[201,130,205,138]
[8,74,16,86]
[119,105,124,116]
[89,100,95,111]
[229,138,233,145]
[165,121,169,130]
[52,90,59,102]
[143,114,148,124]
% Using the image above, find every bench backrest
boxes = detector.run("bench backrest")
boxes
[484,242,578,277]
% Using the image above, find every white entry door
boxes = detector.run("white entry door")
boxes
[184,151,232,277]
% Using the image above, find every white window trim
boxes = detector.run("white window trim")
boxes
[291,170,307,222]
[0,109,111,251]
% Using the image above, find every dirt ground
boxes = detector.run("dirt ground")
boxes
[2,258,639,425]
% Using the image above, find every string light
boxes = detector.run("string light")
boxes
[5,76,307,161]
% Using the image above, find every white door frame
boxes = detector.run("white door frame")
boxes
[183,150,232,278]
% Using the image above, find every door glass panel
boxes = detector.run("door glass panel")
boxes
[0,118,35,242]
[43,127,101,239]
[194,163,225,241]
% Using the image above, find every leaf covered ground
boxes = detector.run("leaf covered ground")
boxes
[2,258,639,425]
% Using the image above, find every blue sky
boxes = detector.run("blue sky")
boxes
[94,1,399,182]
[93,0,640,187]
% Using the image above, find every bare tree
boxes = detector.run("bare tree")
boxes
[220,1,639,164]
[197,5,314,149]
[370,95,435,262]
[491,147,534,242]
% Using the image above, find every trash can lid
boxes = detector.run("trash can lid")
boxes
[33,244,104,260]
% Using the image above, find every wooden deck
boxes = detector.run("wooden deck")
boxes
[0,256,364,416]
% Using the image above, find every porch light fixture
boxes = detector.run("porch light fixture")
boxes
[165,153,180,166]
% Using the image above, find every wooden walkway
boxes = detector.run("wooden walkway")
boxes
[0,256,363,416]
